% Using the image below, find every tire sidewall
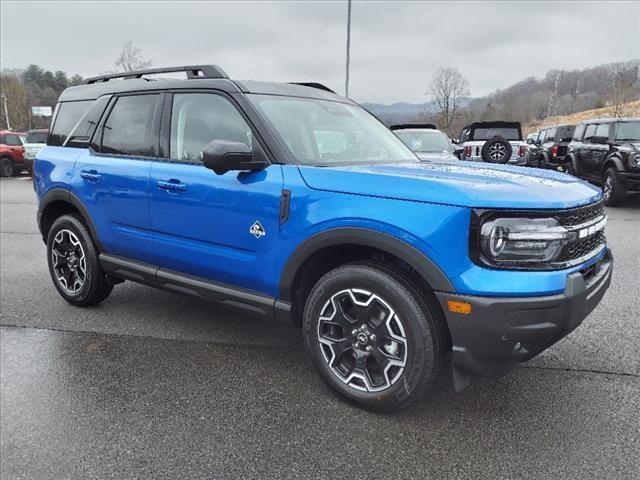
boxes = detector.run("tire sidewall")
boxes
[47,214,101,304]
[303,265,437,410]
[0,157,14,177]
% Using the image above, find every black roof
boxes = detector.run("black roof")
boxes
[463,121,522,130]
[390,123,437,131]
[59,64,348,104]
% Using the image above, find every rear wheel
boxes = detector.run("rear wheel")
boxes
[303,263,444,412]
[47,214,113,306]
[602,167,626,207]
[0,157,15,177]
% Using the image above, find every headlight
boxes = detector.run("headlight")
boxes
[632,154,640,167]
[480,217,571,265]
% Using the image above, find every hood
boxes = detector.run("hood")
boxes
[416,152,459,162]
[298,161,602,209]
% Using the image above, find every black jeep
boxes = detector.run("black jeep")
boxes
[530,124,575,170]
[564,118,640,206]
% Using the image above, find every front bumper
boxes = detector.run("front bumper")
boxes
[435,249,613,378]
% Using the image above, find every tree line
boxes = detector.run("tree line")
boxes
[0,42,152,131]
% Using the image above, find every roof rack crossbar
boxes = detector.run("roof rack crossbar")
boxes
[83,65,229,84]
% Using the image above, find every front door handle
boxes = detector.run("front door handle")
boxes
[157,180,187,192]
[80,170,101,182]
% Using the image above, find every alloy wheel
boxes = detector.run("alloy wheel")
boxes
[489,143,507,161]
[51,229,87,294]
[317,288,408,392]
[603,174,613,201]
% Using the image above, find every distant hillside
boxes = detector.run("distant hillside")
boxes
[361,98,473,126]
[524,100,640,135]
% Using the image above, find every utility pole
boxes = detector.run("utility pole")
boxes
[2,92,11,131]
[345,0,352,98]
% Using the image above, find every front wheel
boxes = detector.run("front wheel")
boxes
[602,167,626,207]
[47,214,113,306]
[303,263,444,412]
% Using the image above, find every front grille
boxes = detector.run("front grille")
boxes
[558,231,606,263]
[556,201,604,226]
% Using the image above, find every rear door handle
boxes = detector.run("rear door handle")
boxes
[157,180,187,192]
[80,170,101,182]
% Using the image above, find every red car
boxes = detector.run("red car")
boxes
[0,130,26,177]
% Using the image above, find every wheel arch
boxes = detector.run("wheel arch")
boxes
[38,188,103,250]
[279,227,454,326]
[601,155,624,177]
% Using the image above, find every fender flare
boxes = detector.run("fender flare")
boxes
[37,188,103,250]
[566,154,579,173]
[601,155,624,176]
[278,227,454,301]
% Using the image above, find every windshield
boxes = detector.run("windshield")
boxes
[395,131,451,153]
[26,131,48,143]
[472,127,521,141]
[614,122,640,141]
[248,95,418,166]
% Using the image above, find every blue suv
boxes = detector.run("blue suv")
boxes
[35,65,613,411]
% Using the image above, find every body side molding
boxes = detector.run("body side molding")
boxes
[279,227,454,301]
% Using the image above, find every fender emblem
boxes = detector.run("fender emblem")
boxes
[250,221,266,239]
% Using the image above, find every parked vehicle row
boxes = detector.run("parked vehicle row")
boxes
[0,128,49,176]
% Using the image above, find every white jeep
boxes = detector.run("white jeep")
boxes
[458,121,527,165]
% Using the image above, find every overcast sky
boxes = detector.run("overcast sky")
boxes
[1,1,638,103]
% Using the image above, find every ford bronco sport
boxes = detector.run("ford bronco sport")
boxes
[35,65,613,411]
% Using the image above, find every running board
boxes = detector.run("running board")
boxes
[99,253,292,322]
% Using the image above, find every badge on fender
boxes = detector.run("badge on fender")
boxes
[250,221,266,238]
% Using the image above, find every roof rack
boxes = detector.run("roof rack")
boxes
[83,65,229,84]
[290,82,336,94]
[390,123,437,131]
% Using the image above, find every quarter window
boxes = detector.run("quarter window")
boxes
[101,95,161,157]
[169,93,252,162]
[49,100,93,146]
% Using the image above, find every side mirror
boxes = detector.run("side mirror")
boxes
[202,140,267,175]
[526,138,534,145]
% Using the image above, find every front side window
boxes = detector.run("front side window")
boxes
[545,128,556,142]
[101,94,161,157]
[248,95,417,166]
[572,124,586,141]
[49,100,93,146]
[26,131,48,144]
[395,131,452,153]
[537,129,546,144]
[614,121,640,141]
[169,93,252,162]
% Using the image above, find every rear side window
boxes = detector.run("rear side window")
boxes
[101,94,161,157]
[545,128,556,142]
[66,96,110,148]
[556,125,575,142]
[49,101,93,146]
[572,124,586,141]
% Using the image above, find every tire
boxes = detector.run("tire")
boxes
[564,161,576,176]
[303,263,444,412]
[602,167,626,207]
[481,136,512,163]
[0,157,15,177]
[46,214,113,306]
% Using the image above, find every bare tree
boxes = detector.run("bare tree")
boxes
[115,41,152,72]
[429,67,470,131]
[608,64,639,118]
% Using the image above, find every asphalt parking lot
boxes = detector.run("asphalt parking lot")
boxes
[1,176,639,480]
